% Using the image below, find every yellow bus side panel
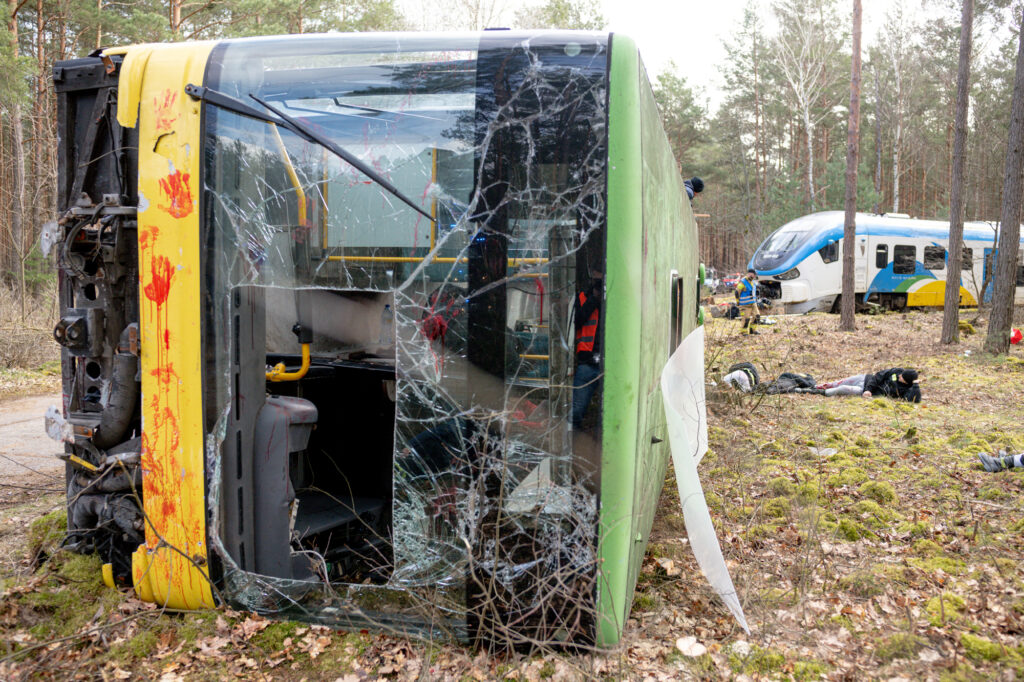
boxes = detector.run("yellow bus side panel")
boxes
[122,42,216,609]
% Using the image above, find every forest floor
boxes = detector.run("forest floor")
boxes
[2,307,1024,680]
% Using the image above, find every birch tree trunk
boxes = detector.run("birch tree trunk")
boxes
[984,12,1024,355]
[804,112,816,211]
[873,69,882,214]
[893,115,902,212]
[841,0,862,332]
[941,0,975,345]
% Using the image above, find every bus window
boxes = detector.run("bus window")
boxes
[1017,264,1024,287]
[924,246,947,271]
[670,272,683,355]
[893,245,916,274]
[818,241,838,264]
[875,244,888,269]
[961,247,973,270]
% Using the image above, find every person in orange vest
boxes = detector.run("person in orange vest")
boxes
[572,270,603,429]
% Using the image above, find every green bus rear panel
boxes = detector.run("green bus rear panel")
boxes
[598,35,701,647]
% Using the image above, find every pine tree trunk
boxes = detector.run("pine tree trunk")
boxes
[754,40,764,214]
[7,0,26,290]
[170,0,182,36]
[984,12,1024,355]
[841,0,862,332]
[941,0,975,345]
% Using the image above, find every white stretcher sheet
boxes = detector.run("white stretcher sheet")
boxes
[661,325,750,633]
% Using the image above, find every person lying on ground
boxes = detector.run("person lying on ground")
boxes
[978,450,1024,472]
[813,368,921,402]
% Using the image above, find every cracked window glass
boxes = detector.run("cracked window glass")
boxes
[200,33,609,643]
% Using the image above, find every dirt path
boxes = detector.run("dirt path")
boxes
[0,394,64,481]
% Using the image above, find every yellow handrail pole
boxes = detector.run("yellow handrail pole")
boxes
[268,123,307,227]
[266,343,311,381]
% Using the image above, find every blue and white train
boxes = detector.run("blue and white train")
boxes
[750,211,1024,314]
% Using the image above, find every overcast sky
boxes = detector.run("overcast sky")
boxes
[602,0,749,110]
[396,0,945,112]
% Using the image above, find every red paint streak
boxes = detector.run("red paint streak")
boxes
[140,229,184,549]
[144,255,175,306]
[154,90,178,133]
[158,170,194,219]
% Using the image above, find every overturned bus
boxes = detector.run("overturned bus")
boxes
[47,31,711,648]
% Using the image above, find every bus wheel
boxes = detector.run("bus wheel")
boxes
[829,296,841,314]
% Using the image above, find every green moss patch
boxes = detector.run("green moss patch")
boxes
[875,633,926,662]
[909,555,966,576]
[960,633,1021,663]
[827,467,869,488]
[27,510,67,563]
[767,476,795,496]
[859,480,897,504]
[728,644,786,675]
[763,497,791,519]
[840,564,905,597]
[925,592,966,626]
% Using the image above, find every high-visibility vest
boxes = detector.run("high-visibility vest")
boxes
[737,278,757,305]
[575,292,599,353]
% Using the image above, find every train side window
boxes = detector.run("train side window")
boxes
[670,271,684,356]
[893,245,916,274]
[961,247,973,270]
[875,244,888,269]
[924,246,947,270]
[818,241,838,264]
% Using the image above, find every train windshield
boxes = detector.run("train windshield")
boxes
[752,212,843,271]
[752,229,808,270]
[200,33,609,635]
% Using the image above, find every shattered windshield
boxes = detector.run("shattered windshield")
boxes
[752,229,808,271]
[201,33,609,642]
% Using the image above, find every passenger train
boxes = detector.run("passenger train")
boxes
[751,211,1024,314]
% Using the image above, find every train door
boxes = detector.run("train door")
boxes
[865,235,890,298]
[922,243,948,306]
[854,235,869,291]
[1017,248,1024,301]
[983,248,995,303]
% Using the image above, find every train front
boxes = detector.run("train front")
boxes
[750,212,844,314]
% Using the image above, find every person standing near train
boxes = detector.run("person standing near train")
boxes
[735,269,760,335]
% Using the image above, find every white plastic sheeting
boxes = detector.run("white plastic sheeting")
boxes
[660,325,750,633]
